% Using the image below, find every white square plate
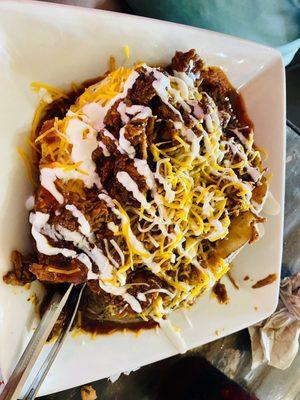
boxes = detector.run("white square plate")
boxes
[0,0,285,396]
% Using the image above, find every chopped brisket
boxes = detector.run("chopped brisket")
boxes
[3,251,36,286]
[128,72,156,106]
[170,49,203,79]
[124,118,148,159]
[29,258,87,284]
[104,99,124,136]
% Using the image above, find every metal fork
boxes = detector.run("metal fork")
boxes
[0,283,85,400]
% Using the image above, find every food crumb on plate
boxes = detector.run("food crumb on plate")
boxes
[227,271,239,290]
[26,293,38,306]
[252,273,277,289]
[81,385,97,400]
[212,282,229,304]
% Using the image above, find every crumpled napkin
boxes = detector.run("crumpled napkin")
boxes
[248,273,300,370]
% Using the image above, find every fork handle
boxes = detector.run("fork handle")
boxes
[23,284,85,400]
[0,285,73,400]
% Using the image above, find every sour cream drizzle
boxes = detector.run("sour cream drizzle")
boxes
[65,204,91,237]
[82,70,140,131]
[117,102,152,125]
[117,126,136,158]
[158,318,187,354]
[30,212,76,257]
[116,171,151,210]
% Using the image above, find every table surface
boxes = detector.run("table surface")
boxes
[34,1,299,399]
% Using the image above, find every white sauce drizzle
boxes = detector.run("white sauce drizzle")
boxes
[173,70,195,89]
[100,192,160,274]
[133,159,173,231]
[117,103,152,125]
[31,212,113,280]
[181,128,202,160]
[103,238,119,269]
[134,159,155,189]
[169,76,191,111]
[116,171,151,210]
[231,127,248,146]
[98,193,115,208]
[158,318,187,353]
[117,126,136,158]
[25,195,35,211]
[65,204,91,237]
[41,222,61,241]
[98,141,110,157]
[100,282,142,313]
[154,169,175,203]
[82,70,140,131]
[204,114,214,133]
[29,212,76,257]
[228,139,247,161]
[202,191,214,217]
[110,239,125,266]
[102,129,118,144]
[246,166,261,183]
[40,168,77,204]
[40,119,101,204]
[66,118,101,188]
[227,138,261,182]
[123,293,142,313]
[187,100,204,120]
[146,67,183,120]
[137,292,147,302]
[76,253,98,280]
[107,222,119,233]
